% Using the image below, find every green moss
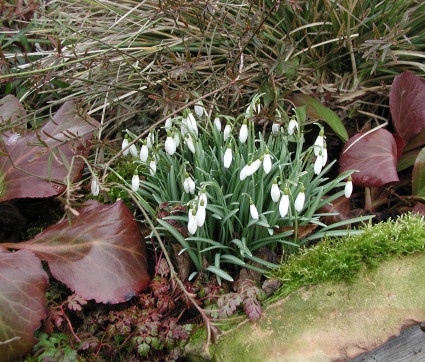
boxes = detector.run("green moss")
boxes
[267,213,425,303]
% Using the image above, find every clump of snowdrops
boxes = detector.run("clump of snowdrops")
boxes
[109,95,366,282]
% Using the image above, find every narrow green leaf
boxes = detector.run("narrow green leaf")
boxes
[206,266,234,282]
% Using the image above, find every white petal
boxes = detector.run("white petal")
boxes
[322,148,328,167]
[165,136,176,155]
[173,132,180,148]
[122,138,129,156]
[288,119,299,135]
[263,154,272,174]
[314,135,324,156]
[246,159,261,176]
[294,192,305,212]
[189,178,196,194]
[223,125,231,141]
[140,145,148,162]
[279,194,290,217]
[250,203,259,220]
[223,147,233,168]
[149,160,156,175]
[272,123,280,134]
[186,135,196,153]
[314,155,323,175]
[240,165,249,180]
[199,191,207,207]
[194,103,204,117]
[271,183,280,202]
[91,178,100,196]
[239,124,248,143]
[165,118,173,130]
[130,144,138,158]
[147,133,154,148]
[345,180,353,198]
[214,117,222,131]
[196,206,206,227]
[131,174,140,192]
[188,212,198,235]
[183,178,190,193]
[188,113,198,136]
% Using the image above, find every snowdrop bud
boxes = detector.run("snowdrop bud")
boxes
[165,132,176,155]
[246,158,261,176]
[322,142,328,167]
[188,208,198,235]
[214,117,222,131]
[288,118,299,135]
[314,129,324,156]
[147,132,154,148]
[122,135,129,156]
[250,200,259,220]
[279,188,290,218]
[223,124,231,141]
[254,100,261,114]
[194,101,205,117]
[131,172,140,192]
[272,123,280,134]
[314,151,323,175]
[271,178,280,202]
[165,117,173,130]
[196,200,206,227]
[223,145,233,168]
[295,185,305,212]
[129,143,138,158]
[140,141,148,162]
[240,163,250,181]
[91,177,100,196]
[345,176,353,198]
[188,112,198,136]
[239,120,248,143]
[185,134,196,153]
[173,131,180,148]
[263,150,272,174]
[149,158,156,176]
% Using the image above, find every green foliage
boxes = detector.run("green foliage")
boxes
[32,332,78,362]
[267,213,425,303]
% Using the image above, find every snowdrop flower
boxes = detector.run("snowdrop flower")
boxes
[164,132,176,155]
[239,120,248,143]
[91,177,100,196]
[314,129,325,156]
[314,151,323,175]
[131,172,140,192]
[173,130,180,149]
[149,158,157,176]
[263,149,272,174]
[194,101,205,117]
[246,158,261,177]
[271,178,280,202]
[129,143,138,158]
[279,187,290,217]
[294,185,305,212]
[288,117,299,135]
[185,134,196,153]
[223,144,233,168]
[183,173,195,194]
[322,141,328,167]
[199,187,208,208]
[165,117,173,130]
[223,123,231,141]
[272,123,280,134]
[147,132,154,148]
[250,200,259,220]
[188,208,198,235]
[345,176,353,198]
[187,112,198,136]
[240,163,250,181]
[140,141,148,162]
[214,117,222,131]
[122,135,129,156]
[196,199,206,227]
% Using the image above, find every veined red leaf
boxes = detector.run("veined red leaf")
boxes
[412,147,425,198]
[339,129,399,187]
[0,249,48,361]
[390,72,425,146]
[8,200,150,304]
[0,100,99,202]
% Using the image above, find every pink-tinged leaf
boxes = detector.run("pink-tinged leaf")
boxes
[390,72,425,146]
[412,147,425,198]
[339,129,399,187]
[0,249,48,361]
[7,200,150,304]
[243,297,262,321]
[392,134,404,161]
[0,100,99,202]
[218,293,244,319]
[412,203,425,216]
[0,95,26,125]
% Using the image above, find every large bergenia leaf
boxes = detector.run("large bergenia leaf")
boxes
[390,72,425,146]
[291,93,348,142]
[6,200,150,304]
[412,147,425,198]
[0,249,48,362]
[0,100,99,202]
[339,129,399,187]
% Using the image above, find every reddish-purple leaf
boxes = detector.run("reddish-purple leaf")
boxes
[0,100,99,202]
[390,72,425,146]
[218,293,244,319]
[412,147,425,198]
[0,95,26,125]
[243,297,262,321]
[8,200,150,304]
[339,129,399,187]
[0,249,48,361]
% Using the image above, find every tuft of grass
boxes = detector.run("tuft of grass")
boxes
[267,212,425,303]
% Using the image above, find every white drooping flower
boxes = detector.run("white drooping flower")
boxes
[149,158,156,176]
[183,173,196,194]
[294,185,305,212]
[196,199,206,227]
[263,150,272,174]
[214,117,222,131]
[271,178,280,202]
[223,124,231,141]
[165,117,173,130]
[199,188,208,208]
[185,134,196,153]
[272,123,280,134]
[314,129,325,156]
[250,201,259,220]
[147,132,154,148]
[345,176,353,198]
[173,131,180,149]
[140,141,149,162]
[187,112,198,137]
[122,136,129,156]
[194,101,205,118]
[288,118,299,135]
[246,158,261,176]
[129,143,138,158]
[223,145,233,168]
[279,188,290,217]
[91,177,100,196]
[314,151,323,175]
[131,173,140,192]
[322,141,328,167]
[240,163,250,181]
[239,120,248,143]
[188,208,198,235]
[164,132,176,155]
